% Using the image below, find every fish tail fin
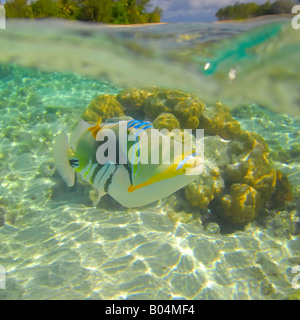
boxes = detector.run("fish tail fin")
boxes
[53,132,75,187]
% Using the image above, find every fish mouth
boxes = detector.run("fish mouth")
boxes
[182,155,204,176]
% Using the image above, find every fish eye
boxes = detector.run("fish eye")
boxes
[69,157,80,168]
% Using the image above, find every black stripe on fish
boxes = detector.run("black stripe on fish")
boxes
[104,165,118,193]
[123,162,133,186]
[91,163,102,184]
[96,162,111,189]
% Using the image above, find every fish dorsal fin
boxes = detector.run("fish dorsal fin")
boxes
[70,119,94,151]
[53,132,75,187]
[88,122,102,139]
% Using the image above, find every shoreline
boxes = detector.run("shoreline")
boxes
[103,22,169,28]
[215,14,294,24]
[109,14,294,26]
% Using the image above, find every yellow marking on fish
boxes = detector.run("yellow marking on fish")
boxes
[128,163,183,193]
[67,148,75,158]
[128,153,195,193]
[88,117,102,139]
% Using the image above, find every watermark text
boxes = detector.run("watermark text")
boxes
[291,265,300,289]
[0,4,5,30]
[95,121,204,176]
[291,5,300,30]
[0,265,5,289]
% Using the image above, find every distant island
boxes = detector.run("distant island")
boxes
[3,0,163,24]
[216,0,299,21]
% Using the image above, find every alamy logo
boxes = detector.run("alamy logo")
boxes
[94,121,204,176]
[291,5,300,30]
[0,4,5,30]
[0,265,5,289]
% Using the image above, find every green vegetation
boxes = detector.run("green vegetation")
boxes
[216,0,298,21]
[4,0,163,23]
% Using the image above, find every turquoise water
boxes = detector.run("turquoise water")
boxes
[0,18,300,300]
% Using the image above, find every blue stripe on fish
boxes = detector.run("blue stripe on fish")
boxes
[127,120,153,180]
[127,119,153,130]
[132,122,152,129]
[127,119,139,128]
[139,124,153,130]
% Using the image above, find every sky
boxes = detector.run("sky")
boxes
[149,0,276,23]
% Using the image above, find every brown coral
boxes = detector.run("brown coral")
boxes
[82,94,124,123]
[116,88,150,112]
[116,87,204,129]
[172,97,203,129]
[184,167,223,209]
[153,112,180,131]
[220,183,262,224]
[162,89,203,128]
[226,141,276,201]
[199,102,241,140]
[143,94,170,119]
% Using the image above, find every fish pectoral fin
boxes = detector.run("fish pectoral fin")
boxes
[92,189,106,207]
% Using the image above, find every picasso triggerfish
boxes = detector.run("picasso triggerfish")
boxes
[53,116,203,207]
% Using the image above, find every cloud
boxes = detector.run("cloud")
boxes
[188,0,234,9]
[150,0,274,22]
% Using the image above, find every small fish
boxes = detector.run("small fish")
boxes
[53,117,202,207]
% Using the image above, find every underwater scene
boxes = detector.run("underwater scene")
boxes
[0,17,300,300]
